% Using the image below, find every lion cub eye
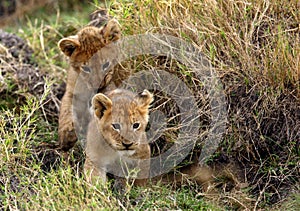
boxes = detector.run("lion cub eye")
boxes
[112,123,121,131]
[82,65,92,73]
[102,61,110,71]
[132,122,140,130]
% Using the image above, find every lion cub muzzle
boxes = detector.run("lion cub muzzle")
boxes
[122,142,133,149]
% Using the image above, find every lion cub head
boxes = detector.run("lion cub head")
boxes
[91,89,153,151]
[58,19,120,65]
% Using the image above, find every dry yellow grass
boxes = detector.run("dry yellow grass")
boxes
[109,0,299,94]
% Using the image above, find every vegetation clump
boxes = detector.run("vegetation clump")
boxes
[0,0,299,210]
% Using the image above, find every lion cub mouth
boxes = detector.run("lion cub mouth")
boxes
[118,150,136,157]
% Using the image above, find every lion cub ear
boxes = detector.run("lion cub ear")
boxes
[92,93,112,119]
[58,35,80,57]
[135,89,153,111]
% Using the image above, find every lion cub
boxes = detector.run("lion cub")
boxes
[58,19,121,151]
[84,89,153,187]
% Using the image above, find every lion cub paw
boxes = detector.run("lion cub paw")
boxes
[58,122,77,151]
[101,19,121,44]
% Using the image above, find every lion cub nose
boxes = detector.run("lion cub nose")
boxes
[122,142,133,149]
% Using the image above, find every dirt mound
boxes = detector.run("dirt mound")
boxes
[222,74,300,205]
[0,29,34,64]
[0,29,65,120]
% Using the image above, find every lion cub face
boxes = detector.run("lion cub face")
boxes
[91,89,153,152]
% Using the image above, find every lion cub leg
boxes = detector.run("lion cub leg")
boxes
[58,92,77,151]
[84,156,107,184]
[113,144,151,193]
[132,144,151,187]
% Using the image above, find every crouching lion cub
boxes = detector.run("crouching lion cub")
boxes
[84,89,153,188]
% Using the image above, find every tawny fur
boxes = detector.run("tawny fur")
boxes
[58,19,121,150]
[84,89,153,187]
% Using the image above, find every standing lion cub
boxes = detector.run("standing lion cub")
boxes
[58,19,121,151]
[84,89,153,187]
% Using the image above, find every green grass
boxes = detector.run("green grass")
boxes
[0,105,217,210]
[1,0,299,210]
[0,2,220,210]
[0,90,220,210]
